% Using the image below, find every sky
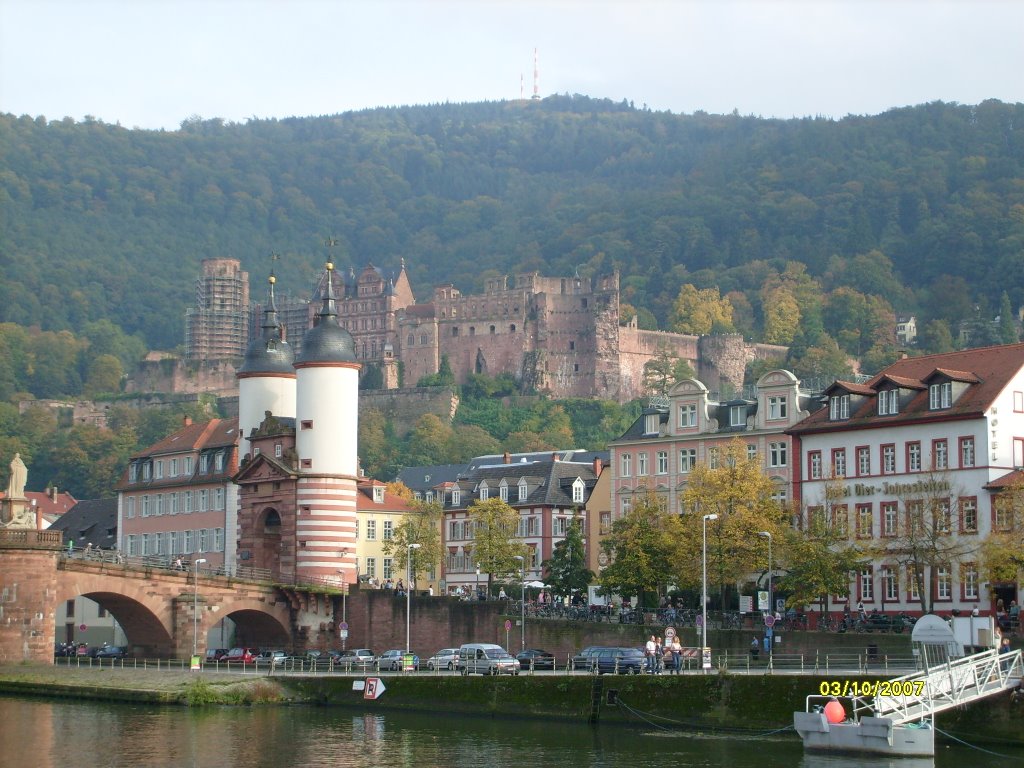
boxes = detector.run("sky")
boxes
[1,0,1022,131]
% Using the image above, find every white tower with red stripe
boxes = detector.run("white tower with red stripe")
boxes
[292,261,361,583]
[236,272,296,457]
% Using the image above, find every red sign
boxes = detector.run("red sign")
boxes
[79,624,87,631]
[363,677,386,700]
[505,619,512,631]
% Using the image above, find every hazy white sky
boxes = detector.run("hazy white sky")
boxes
[1,0,1022,130]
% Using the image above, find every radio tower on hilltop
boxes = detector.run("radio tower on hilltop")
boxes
[532,47,540,100]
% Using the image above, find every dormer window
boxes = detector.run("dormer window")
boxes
[451,487,461,506]
[929,381,952,410]
[129,464,139,483]
[499,480,509,502]
[214,452,224,472]
[644,413,660,435]
[479,482,489,501]
[767,396,787,420]
[877,389,899,416]
[572,478,585,503]
[518,480,528,501]
[200,454,209,473]
[730,405,746,427]
[829,394,850,420]
[373,486,384,503]
[678,403,697,428]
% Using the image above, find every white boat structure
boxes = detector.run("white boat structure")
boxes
[794,614,1023,758]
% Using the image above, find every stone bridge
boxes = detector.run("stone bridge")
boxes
[0,530,344,663]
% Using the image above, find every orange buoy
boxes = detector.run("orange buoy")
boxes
[824,700,845,724]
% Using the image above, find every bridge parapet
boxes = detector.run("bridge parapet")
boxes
[0,529,63,550]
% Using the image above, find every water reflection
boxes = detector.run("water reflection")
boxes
[0,697,1017,768]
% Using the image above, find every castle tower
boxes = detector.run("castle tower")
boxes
[236,272,296,457]
[293,261,361,583]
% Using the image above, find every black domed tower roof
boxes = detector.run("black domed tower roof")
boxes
[295,261,357,365]
[238,273,295,375]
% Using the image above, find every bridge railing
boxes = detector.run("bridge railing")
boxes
[61,547,347,591]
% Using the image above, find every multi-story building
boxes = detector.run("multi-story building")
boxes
[436,452,605,595]
[116,416,240,569]
[609,370,817,521]
[788,343,1024,617]
[185,258,250,361]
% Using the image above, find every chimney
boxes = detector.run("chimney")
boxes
[551,452,559,462]
[48,485,56,500]
[593,457,603,477]
[503,452,511,464]
[183,415,193,427]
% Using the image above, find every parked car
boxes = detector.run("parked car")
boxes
[91,645,128,660]
[337,648,376,670]
[594,647,645,675]
[256,650,288,665]
[426,648,460,671]
[378,649,420,671]
[457,643,520,676]
[516,648,556,670]
[222,647,259,664]
[570,646,612,671]
[204,648,229,662]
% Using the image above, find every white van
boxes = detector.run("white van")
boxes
[457,643,521,676]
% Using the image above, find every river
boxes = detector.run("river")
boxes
[0,696,1019,768]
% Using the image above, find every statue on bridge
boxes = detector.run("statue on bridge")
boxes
[1,453,35,529]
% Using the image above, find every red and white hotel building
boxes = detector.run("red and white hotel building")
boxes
[789,343,1024,617]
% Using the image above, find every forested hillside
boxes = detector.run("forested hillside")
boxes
[3,96,1023,354]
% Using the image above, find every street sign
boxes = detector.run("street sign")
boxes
[739,595,753,613]
[701,647,712,670]
[340,629,349,639]
[79,624,87,631]
[757,590,769,611]
[764,614,776,628]
[363,677,386,700]
[504,619,512,631]
[695,614,703,627]
[340,621,349,631]
[664,626,676,640]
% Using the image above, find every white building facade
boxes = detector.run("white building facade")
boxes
[790,343,1024,618]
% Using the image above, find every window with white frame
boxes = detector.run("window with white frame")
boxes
[962,564,979,599]
[708,448,719,469]
[620,454,632,478]
[935,501,951,533]
[768,395,787,420]
[768,442,787,468]
[184,456,193,474]
[908,566,920,601]
[156,494,165,516]
[198,528,209,553]
[882,566,898,601]
[676,448,694,472]
[479,482,489,501]
[644,413,660,435]
[934,440,948,470]
[126,496,135,518]
[383,520,393,540]
[553,517,569,536]
[366,520,376,540]
[383,558,393,580]
[184,491,193,513]
[274,443,283,458]
[365,557,376,578]
[929,381,952,410]
[518,481,528,501]
[170,458,178,476]
[142,462,151,480]
[656,451,668,475]
[155,460,164,479]
[833,449,847,477]
[637,452,648,476]
[936,566,951,600]
[960,437,975,468]
[451,487,461,506]
[621,496,632,517]
[183,530,195,554]
[499,481,509,502]
[857,446,870,476]
[141,495,150,517]
[572,478,585,503]
[882,502,898,537]
[129,464,138,483]
[373,486,384,503]
[214,488,224,510]
[809,451,822,480]
[877,389,899,415]
[882,444,896,474]
[860,568,874,601]
[214,528,224,552]
[199,490,209,511]
[908,442,921,472]
[200,454,209,473]
[856,504,872,538]
[214,452,224,472]
[730,405,746,426]
[829,394,850,420]
[747,444,757,461]
[679,403,697,428]
[961,497,978,533]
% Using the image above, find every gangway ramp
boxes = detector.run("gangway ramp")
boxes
[873,647,1022,725]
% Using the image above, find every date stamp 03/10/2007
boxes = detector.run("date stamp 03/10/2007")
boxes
[818,680,926,697]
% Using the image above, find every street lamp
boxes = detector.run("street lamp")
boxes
[337,570,348,651]
[406,543,421,654]
[476,562,480,600]
[758,531,773,616]
[513,554,525,651]
[192,558,207,660]
[701,514,718,664]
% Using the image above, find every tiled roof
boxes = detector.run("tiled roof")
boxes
[452,458,599,508]
[984,469,1024,490]
[0,489,77,517]
[47,498,118,549]
[132,418,239,458]
[791,343,1024,435]
[356,479,417,513]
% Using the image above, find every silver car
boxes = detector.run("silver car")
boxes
[426,648,460,670]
